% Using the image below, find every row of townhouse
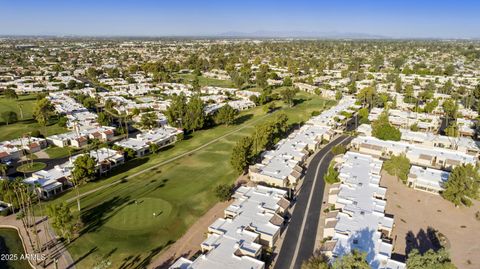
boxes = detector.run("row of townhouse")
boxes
[456,118,477,137]
[23,148,124,199]
[100,94,171,114]
[46,126,115,148]
[294,82,317,93]
[350,135,477,171]
[169,185,290,269]
[322,151,406,269]
[0,137,48,163]
[201,86,238,96]
[114,126,182,157]
[48,90,99,129]
[368,108,441,133]
[248,98,358,188]
[1,75,82,94]
[357,124,480,157]
[202,69,231,80]
[406,165,450,195]
[235,90,260,100]
[204,99,256,115]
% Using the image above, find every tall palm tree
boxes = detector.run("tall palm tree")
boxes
[89,138,101,162]
[12,177,34,250]
[34,182,51,265]
[17,103,24,120]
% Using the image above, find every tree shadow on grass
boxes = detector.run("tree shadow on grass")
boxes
[118,240,175,269]
[234,113,253,125]
[67,246,97,269]
[96,157,150,181]
[79,195,131,235]
[152,178,169,191]
[132,240,175,269]
[293,98,307,106]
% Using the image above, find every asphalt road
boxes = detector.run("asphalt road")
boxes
[274,134,353,269]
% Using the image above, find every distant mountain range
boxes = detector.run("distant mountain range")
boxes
[217,30,388,39]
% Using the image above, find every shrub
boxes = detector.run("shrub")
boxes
[331,144,347,155]
[214,184,235,201]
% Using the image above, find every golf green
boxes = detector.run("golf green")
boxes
[104,197,173,230]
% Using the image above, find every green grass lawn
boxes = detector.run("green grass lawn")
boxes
[41,92,335,268]
[0,95,36,122]
[0,95,68,141]
[175,73,235,88]
[44,146,74,159]
[0,228,31,269]
[16,162,46,173]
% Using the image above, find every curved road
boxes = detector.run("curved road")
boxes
[275,135,353,269]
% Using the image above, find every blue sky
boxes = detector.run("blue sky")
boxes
[1,0,479,38]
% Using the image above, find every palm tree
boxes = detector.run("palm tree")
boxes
[12,177,35,251]
[17,103,24,120]
[89,138,101,162]
[0,179,16,214]
[34,182,51,265]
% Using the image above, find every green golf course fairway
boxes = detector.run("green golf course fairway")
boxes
[43,92,335,268]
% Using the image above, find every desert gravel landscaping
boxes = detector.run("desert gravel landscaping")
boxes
[381,172,480,269]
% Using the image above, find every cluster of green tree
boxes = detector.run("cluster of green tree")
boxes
[406,248,456,269]
[357,107,370,125]
[2,88,18,99]
[383,154,411,183]
[371,111,401,141]
[441,164,479,207]
[280,87,299,107]
[139,111,158,130]
[71,154,97,212]
[356,87,391,109]
[33,98,56,135]
[70,92,97,110]
[255,64,269,89]
[301,249,369,269]
[165,94,206,132]
[214,104,238,126]
[1,111,18,125]
[401,63,456,76]
[0,177,55,253]
[302,248,456,269]
[331,144,347,155]
[57,80,85,91]
[47,202,74,243]
[214,183,235,201]
[230,113,289,174]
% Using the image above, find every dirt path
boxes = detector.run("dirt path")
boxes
[147,200,232,269]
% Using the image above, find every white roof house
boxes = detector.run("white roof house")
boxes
[351,136,477,171]
[357,124,480,156]
[114,126,182,157]
[368,108,441,132]
[324,152,405,269]
[169,185,287,269]
[249,97,357,187]
[407,166,450,194]
[306,97,359,128]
